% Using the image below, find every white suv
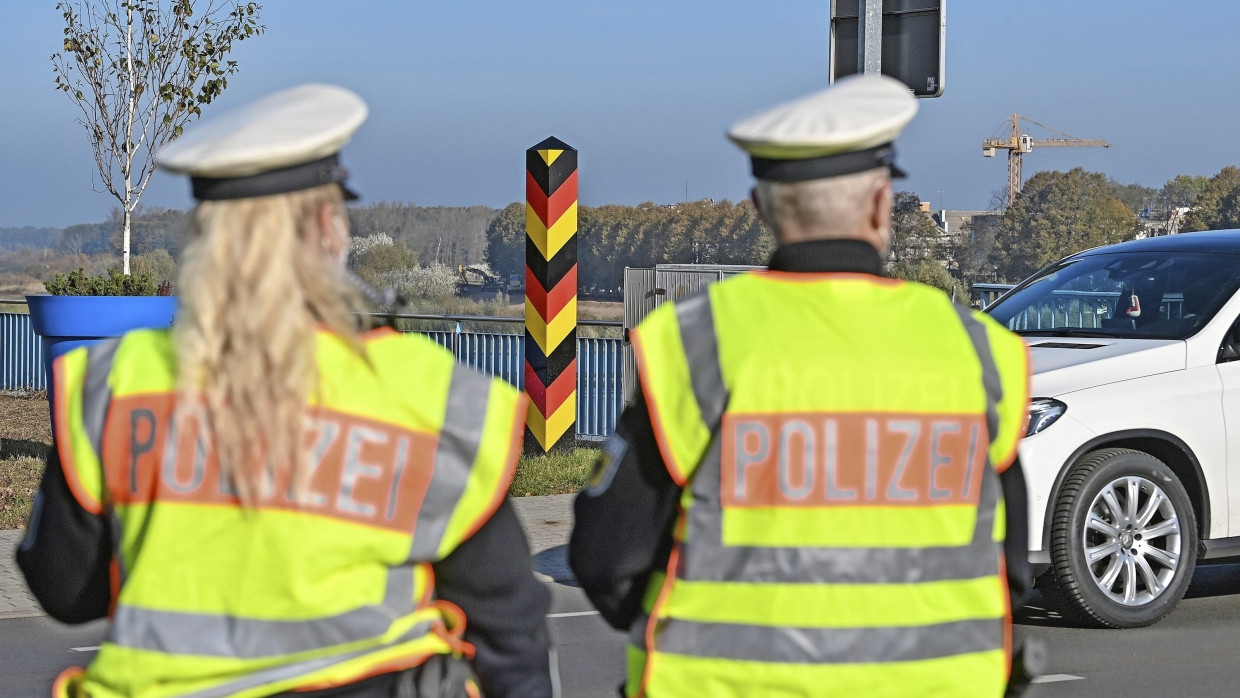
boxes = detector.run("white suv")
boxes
[984,229,1240,628]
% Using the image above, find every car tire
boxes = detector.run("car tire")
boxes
[1045,448,1197,628]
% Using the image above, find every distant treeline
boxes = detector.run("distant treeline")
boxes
[0,203,500,266]
[485,199,775,292]
[0,226,60,252]
[2,199,773,297]
[0,208,196,259]
[0,203,502,295]
[347,202,497,268]
[11,163,1240,299]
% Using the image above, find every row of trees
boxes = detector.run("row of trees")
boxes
[988,168,1145,281]
[956,167,1240,286]
[0,227,61,252]
[893,166,1240,293]
[0,202,496,296]
[478,180,1139,300]
[57,207,192,258]
[347,202,497,268]
[9,165,1240,301]
[485,199,775,292]
[4,202,496,263]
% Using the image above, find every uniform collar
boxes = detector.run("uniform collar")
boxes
[766,239,886,276]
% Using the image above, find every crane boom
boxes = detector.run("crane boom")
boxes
[981,114,1110,206]
[1034,139,1110,148]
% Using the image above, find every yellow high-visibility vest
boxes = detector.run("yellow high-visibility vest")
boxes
[50,327,526,698]
[628,271,1029,698]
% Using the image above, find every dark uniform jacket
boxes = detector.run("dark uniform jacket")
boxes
[569,238,1032,630]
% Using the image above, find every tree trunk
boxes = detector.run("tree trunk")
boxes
[123,207,132,275]
[122,4,134,276]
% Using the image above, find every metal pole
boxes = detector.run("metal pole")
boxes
[859,0,883,74]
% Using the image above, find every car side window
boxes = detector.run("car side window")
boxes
[1218,315,1240,363]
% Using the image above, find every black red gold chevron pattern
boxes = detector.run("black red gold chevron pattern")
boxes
[524,137,577,451]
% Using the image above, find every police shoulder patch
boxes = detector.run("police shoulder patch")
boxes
[584,434,629,496]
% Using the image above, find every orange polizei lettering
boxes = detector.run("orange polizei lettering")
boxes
[720,412,985,508]
[100,395,438,532]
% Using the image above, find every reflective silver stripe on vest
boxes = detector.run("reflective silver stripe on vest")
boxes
[668,295,1006,591]
[632,614,1002,665]
[677,539,1004,584]
[679,436,1002,582]
[409,364,493,561]
[951,306,1006,545]
[178,616,437,698]
[110,565,418,658]
[952,306,1003,448]
[80,338,122,461]
[974,466,1002,544]
[675,293,728,434]
[79,339,128,585]
[678,436,1002,583]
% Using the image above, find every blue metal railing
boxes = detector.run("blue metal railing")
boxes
[968,287,1186,330]
[423,330,526,388]
[972,283,1015,310]
[1004,290,1118,331]
[0,306,624,438]
[0,311,45,391]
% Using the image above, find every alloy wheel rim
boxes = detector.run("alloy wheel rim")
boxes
[1081,475,1182,607]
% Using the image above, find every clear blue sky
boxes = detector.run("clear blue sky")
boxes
[2,1,1239,229]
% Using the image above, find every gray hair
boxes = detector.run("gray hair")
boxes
[753,167,889,239]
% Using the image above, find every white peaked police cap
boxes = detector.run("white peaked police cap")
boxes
[156,83,368,201]
[727,74,918,182]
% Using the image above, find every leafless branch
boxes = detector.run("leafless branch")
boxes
[52,0,264,271]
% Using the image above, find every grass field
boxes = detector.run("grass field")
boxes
[0,391,593,530]
[509,446,596,496]
[0,392,50,529]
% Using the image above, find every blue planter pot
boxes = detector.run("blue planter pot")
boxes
[26,294,178,381]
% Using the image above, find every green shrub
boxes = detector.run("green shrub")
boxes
[889,259,960,299]
[44,267,166,296]
[378,262,460,302]
[349,233,421,285]
[131,250,178,289]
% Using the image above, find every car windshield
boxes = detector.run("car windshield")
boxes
[985,250,1240,340]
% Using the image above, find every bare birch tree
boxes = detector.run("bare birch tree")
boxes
[52,0,264,274]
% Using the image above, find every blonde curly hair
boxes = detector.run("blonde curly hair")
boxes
[174,184,369,505]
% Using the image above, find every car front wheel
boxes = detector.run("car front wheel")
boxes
[1043,448,1197,628]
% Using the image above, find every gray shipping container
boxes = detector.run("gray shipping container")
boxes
[621,263,761,402]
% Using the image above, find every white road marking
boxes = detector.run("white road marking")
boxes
[70,646,100,652]
[1031,674,1084,684]
[547,610,600,618]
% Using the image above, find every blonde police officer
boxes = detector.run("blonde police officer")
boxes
[18,84,557,698]
[569,75,1032,697]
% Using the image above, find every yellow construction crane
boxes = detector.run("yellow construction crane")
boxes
[982,114,1110,206]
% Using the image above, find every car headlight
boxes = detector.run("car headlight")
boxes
[1024,398,1066,437]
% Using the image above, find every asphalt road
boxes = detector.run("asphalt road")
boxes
[0,583,629,698]
[1013,561,1240,697]
[8,564,1240,697]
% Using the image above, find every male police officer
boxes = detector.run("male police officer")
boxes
[569,74,1032,696]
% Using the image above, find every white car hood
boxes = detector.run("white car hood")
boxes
[1024,337,1186,397]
